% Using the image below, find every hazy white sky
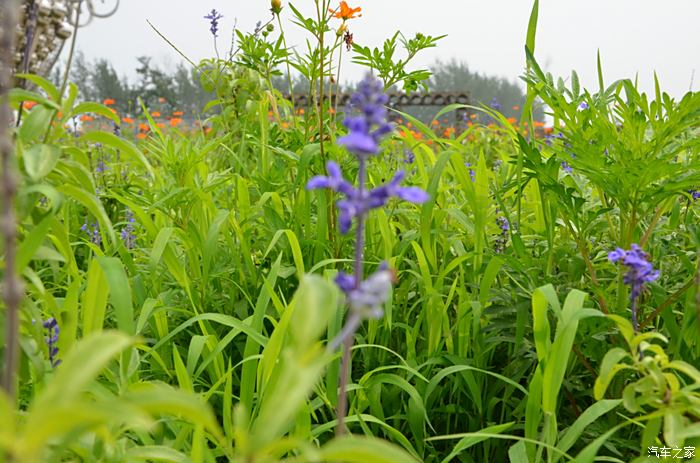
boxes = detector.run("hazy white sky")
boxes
[73,0,699,98]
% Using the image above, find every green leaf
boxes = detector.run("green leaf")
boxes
[9,88,60,110]
[15,74,61,102]
[29,331,133,412]
[319,436,420,463]
[594,347,632,400]
[554,400,621,461]
[124,445,190,462]
[440,422,514,463]
[71,102,121,125]
[23,143,60,180]
[80,131,155,179]
[81,258,110,335]
[97,257,135,335]
[19,105,54,144]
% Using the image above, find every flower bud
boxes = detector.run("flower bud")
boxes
[336,23,348,37]
[266,23,274,32]
[271,0,282,14]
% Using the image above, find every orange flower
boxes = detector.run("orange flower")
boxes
[138,123,149,132]
[103,98,115,106]
[470,114,477,119]
[173,111,184,116]
[170,118,182,127]
[80,115,94,122]
[122,117,134,124]
[512,105,520,111]
[329,1,362,20]
[431,120,439,126]
[158,97,166,103]
[22,101,37,110]
[156,122,165,129]
[152,111,161,118]
[136,133,147,140]
[507,117,517,124]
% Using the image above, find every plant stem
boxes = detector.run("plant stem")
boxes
[336,156,367,436]
[639,278,694,329]
[0,0,22,402]
[276,13,298,130]
[59,1,83,102]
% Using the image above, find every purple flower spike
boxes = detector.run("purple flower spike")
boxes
[307,161,356,196]
[42,317,61,368]
[338,263,396,318]
[204,9,223,37]
[608,244,659,333]
[338,74,394,158]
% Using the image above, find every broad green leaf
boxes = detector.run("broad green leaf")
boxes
[22,143,60,180]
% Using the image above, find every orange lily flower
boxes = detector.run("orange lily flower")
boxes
[329,1,362,20]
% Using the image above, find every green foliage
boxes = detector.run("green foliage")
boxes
[2,1,699,462]
[352,31,445,93]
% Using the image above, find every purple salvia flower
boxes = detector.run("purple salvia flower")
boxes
[494,216,509,253]
[307,74,429,345]
[403,149,415,164]
[317,74,430,434]
[120,209,136,249]
[465,162,476,182]
[578,102,589,110]
[490,97,501,111]
[608,244,660,333]
[309,163,428,234]
[689,189,700,201]
[82,220,102,247]
[204,9,223,37]
[42,317,61,368]
[561,161,573,174]
[337,75,393,157]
